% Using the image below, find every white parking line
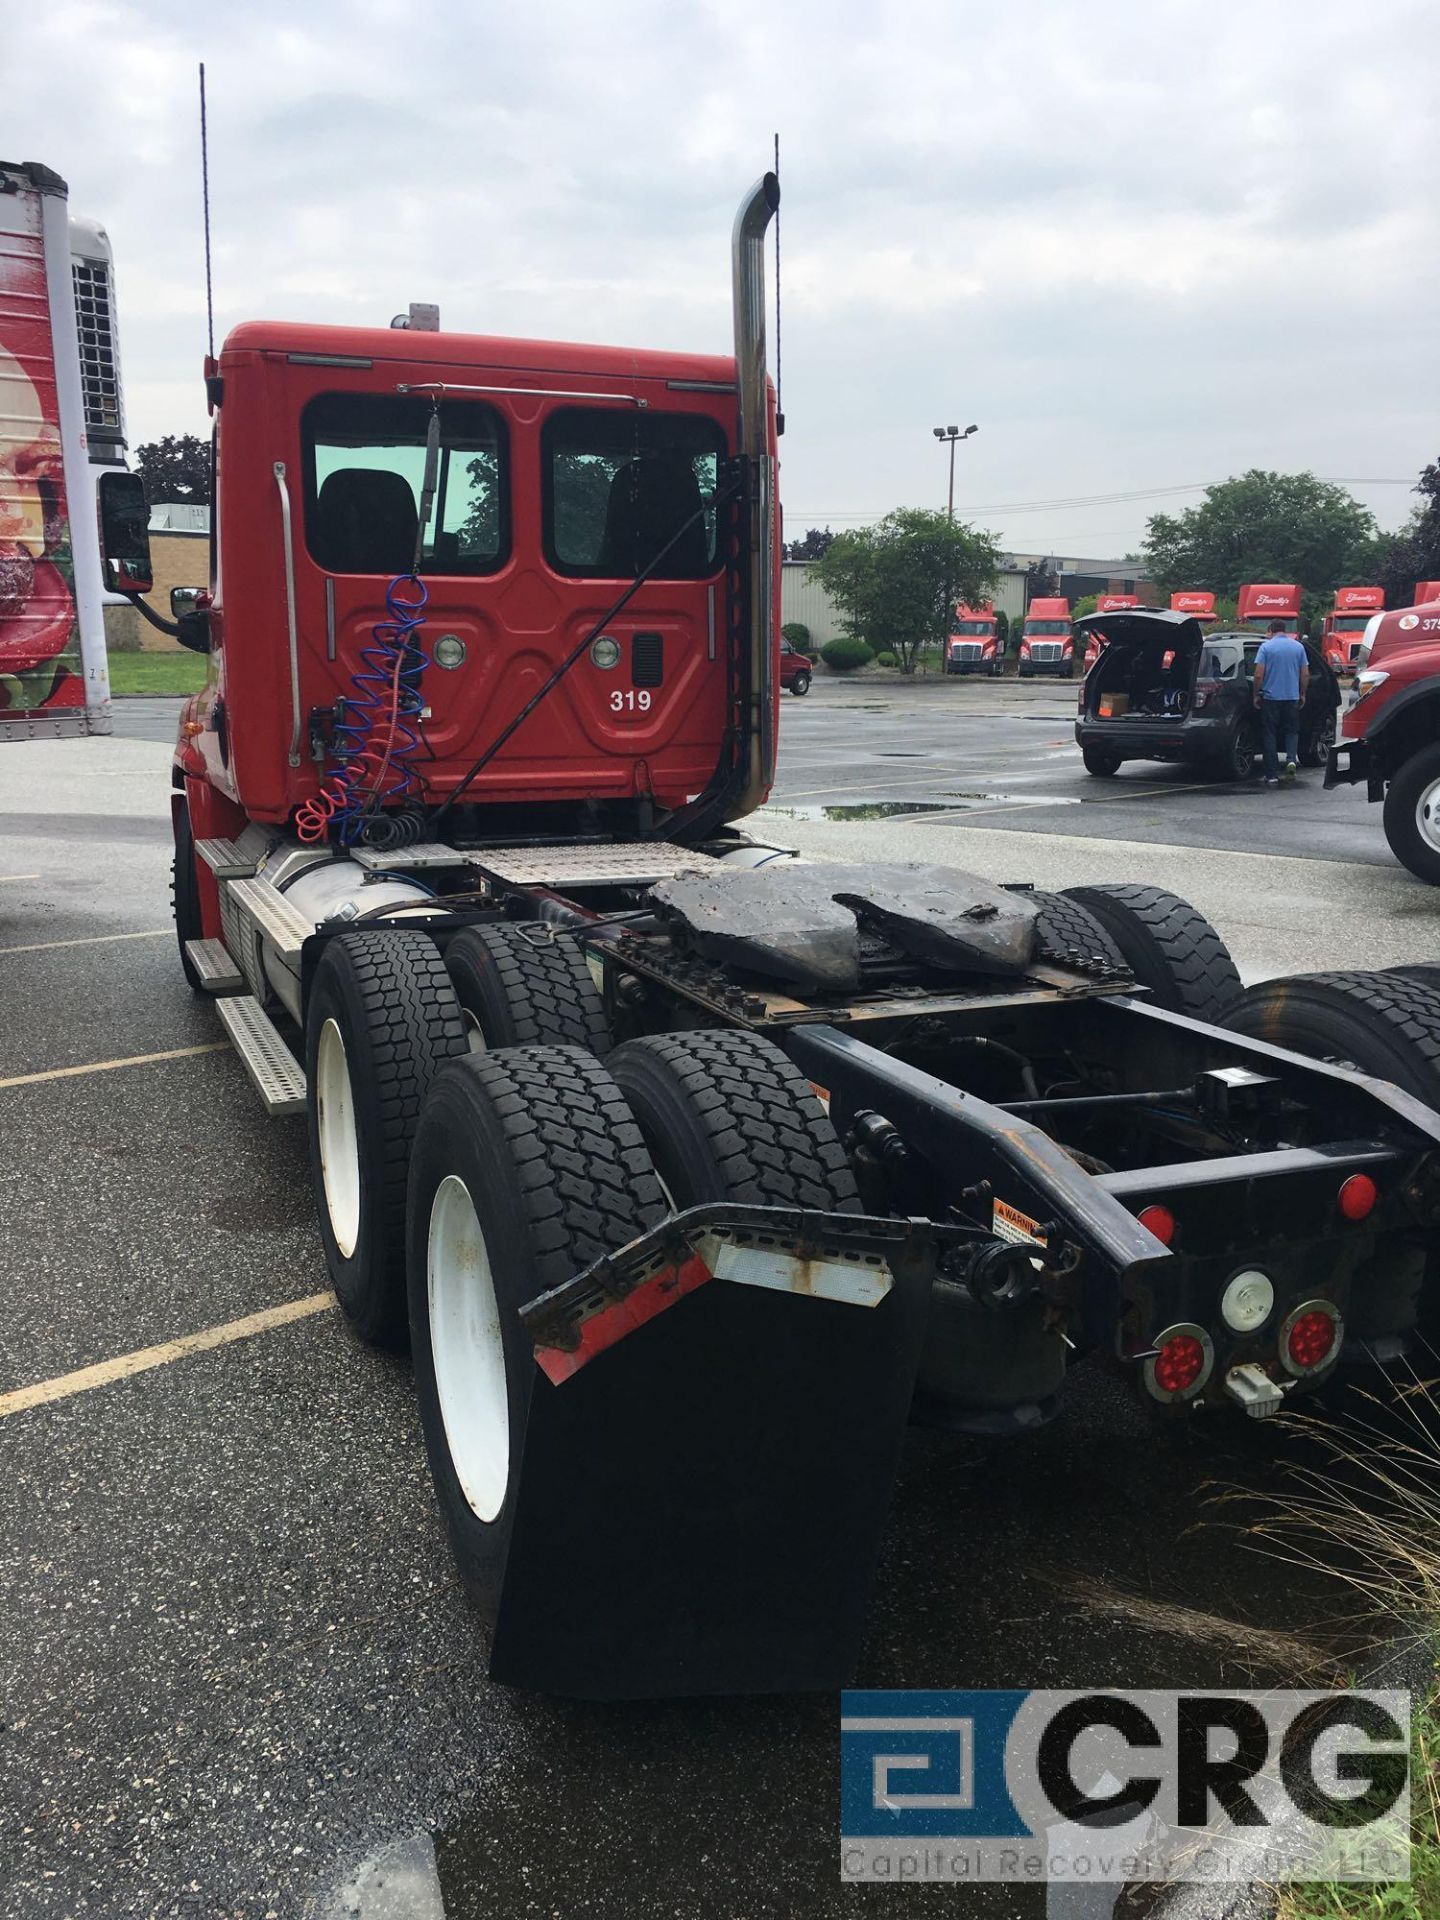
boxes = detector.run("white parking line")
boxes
[0,873,41,884]
[0,1043,227,1091]
[0,1293,335,1418]
[0,928,169,957]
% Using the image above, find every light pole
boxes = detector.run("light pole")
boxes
[932,423,978,520]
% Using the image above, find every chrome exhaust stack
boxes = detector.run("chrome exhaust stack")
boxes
[731,171,780,817]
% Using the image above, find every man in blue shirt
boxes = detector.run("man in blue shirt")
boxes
[1253,621,1310,787]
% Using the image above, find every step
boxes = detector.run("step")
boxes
[468,841,723,888]
[216,996,307,1116]
[225,876,316,964]
[184,937,244,994]
[350,842,466,872]
[194,836,259,879]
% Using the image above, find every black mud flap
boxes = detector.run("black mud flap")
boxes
[488,1208,948,1699]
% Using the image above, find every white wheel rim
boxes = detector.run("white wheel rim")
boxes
[427,1174,510,1523]
[316,1018,361,1259]
[461,1007,487,1055]
[1417,777,1440,856]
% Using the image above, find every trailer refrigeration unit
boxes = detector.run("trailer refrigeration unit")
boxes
[107,171,1440,1701]
[944,601,1001,675]
[1321,586,1384,676]
[0,160,114,741]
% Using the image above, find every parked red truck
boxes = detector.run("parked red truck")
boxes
[1327,585,1440,884]
[1237,582,1301,635]
[81,170,1440,1701]
[1016,596,1074,677]
[1321,586,1385,675]
[944,601,1001,676]
[1170,591,1217,624]
[1082,594,1139,674]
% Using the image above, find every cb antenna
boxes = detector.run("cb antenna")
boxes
[199,61,215,360]
[773,131,783,435]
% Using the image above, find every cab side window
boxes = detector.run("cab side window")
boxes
[543,408,725,580]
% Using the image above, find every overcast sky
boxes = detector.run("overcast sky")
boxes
[9,0,1438,556]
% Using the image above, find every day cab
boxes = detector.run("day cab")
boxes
[1017,597,1074,678]
[945,601,1001,676]
[1327,586,1440,885]
[1321,586,1384,676]
[1170,591,1217,624]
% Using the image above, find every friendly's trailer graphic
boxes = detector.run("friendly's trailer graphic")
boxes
[840,1690,1410,1884]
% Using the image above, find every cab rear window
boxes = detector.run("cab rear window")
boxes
[543,409,725,580]
[302,392,509,577]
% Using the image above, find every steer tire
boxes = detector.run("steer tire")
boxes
[790,670,811,695]
[608,1029,860,1213]
[171,804,205,992]
[1027,890,1126,972]
[407,1047,666,1619]
[1060,884,1242,1022]
[306,930,468,1348]
[1382,743,1440,887]
[443,924,611,1056]
[1222,970,1440,1105]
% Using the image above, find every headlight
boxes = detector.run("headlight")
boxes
[1353,669,1389,699]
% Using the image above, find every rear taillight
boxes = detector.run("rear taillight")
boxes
[1193,684,1214,709]
[1137,1203,1175,1245]
[1280,1300,1341,1376]
[1144,1322,1213,1400]
[1338,1173,1377,1221]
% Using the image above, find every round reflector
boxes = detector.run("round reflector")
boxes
[1279,1301,1341,1377]
[1137,1204,1176,1246]
[1220,1269,1274,1333]
[1338,1174,1377,1222]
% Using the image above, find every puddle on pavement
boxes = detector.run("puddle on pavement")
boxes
[763,800,972,820]
[330,1366,1398,1920]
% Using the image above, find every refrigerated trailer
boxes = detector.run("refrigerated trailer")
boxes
[90,171,1440,1700]
[0,160,116,741]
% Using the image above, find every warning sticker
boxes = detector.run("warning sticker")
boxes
[992,1198,1048,1248]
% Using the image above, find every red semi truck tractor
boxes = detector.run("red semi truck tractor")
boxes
[0,160,115,741]
[87,171,1440,1700]
[1237,582,1301,636]
[1321,586,1384,676]
[1170,591,1217,624]
[1327,585,1440,884]
[1016,596,1074,676]
[944,601,1001,676]
[1082,593,1139,674]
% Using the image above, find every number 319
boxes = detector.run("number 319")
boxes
[609,690,653,712]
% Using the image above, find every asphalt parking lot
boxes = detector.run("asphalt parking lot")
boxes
[1,689,1436,1919]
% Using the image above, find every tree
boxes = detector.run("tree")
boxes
[1025,556,1058,602]
[1142,470,1376,598]
[783,525,836,562]
[134,434,212,505]
[1373,456,1440,606]
[812,508,1002,674]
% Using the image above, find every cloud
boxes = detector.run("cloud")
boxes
[6,0,1437,552]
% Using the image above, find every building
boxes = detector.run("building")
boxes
[102,503,210,652]
[780,551,1151,643]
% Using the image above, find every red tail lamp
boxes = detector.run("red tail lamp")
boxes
[1338,1174,1377,1222]
[1144,1322,1214,1401]
[1279,1301,1341,1377]
[1137,1203,1176,1246]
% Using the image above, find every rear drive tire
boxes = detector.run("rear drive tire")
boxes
[407,1047,666,1619]
[1082,746,1122,777]
[1222,970,1440,1105]
[306,930,468,1347]
[1060,884,1241,1022]
[172,804,205,992]
[1381,743,1440,887]
[1028,890,1126,971]
[608,1029,860,1213]
[443,924,611,1056]
[790,670,811,696]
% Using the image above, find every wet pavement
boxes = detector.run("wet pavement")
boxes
[0,723,1426,1919]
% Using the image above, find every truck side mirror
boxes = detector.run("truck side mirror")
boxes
[171,587,213,654]
[98,471,154,594]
